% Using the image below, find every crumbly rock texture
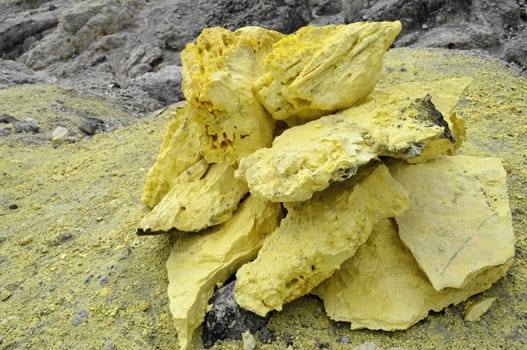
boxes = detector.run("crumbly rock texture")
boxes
[166,196,281,350]
[141,103,206,208]
[234,163,409,316]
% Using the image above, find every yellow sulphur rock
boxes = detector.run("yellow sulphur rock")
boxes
[390,155,516,291]
[314,218,512,330]
[372,76,473,150]
[138,161,248,233]
[234,163,409,316]
[237,94,454,203]
[253,21,401,123]
[141,103,206,208]
[166,196,281,350]
[464,297,497,321]
[181,26,284,165]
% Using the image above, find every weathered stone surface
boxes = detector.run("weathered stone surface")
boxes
[181,26,284,165]
[253,21,401,124]
[234,163,409,316]
[138,161,248,233]
[237,94,455,203]
[390,155,516,290]
[314,218,513,330]
[166,196,281,350]
[141,103,205,208]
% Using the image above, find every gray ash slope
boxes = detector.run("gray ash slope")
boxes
[1,0,525,117]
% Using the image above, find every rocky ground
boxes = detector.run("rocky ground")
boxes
[1,1,526,349]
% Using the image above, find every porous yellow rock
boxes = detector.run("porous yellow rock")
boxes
[254,21,402,123]
[234,163,409,316]
[138,162,248,233]
[313,218,512,330]
[141,103,206,208]
[237,94,454,203]
[390,155,516,290]
[166,196,281,350]
[181,26,284,165]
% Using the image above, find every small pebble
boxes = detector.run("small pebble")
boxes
[340,335,351,344]
[258,326,275,343]
[1,289,12,301]
[60,232,73,241]
[242,331,256,350]
[78,118,104,136]
[138,301,150,311]
[51,126,69,144]
[72,307,89,326]
[96,216,103,222]
[8,204,18,210]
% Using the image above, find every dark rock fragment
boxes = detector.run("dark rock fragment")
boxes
[60,232,73,241]
[0,113,18,124]
[2,114,39,133]
[13,120,40,133]
[78,117,105,135]
[258,326,276,344]
[202,280,268,348]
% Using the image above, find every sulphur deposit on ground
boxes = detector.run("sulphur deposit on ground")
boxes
[0,46,525,350]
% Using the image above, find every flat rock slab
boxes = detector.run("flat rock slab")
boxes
[390,155,516,290]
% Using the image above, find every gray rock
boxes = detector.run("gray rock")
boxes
[0,59,50,88]
[78,117,104,135]
[202,280,269,348]
[133,65,183,104]
[0,4,59,59]
[71,307,89,326]
[13,120,40,134]
[22,0,144,72]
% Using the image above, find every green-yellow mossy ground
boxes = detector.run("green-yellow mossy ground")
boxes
[0,48,526,349]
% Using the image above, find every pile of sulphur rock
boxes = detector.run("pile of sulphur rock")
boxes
[137,21,517,349]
